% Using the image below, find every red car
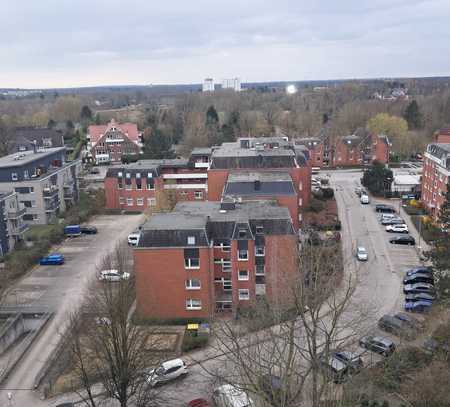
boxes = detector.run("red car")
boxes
[187,399,210,407]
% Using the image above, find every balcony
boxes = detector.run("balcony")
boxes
[43,187,59,199]
[11,223,29,236]
[7,207,26,219]
[45,201,60,213]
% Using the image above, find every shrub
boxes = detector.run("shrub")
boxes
[309,198,326,213]
[181,333,209,352]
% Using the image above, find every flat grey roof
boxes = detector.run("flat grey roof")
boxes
[227,171,292,183]
[0,147,66,168]
[142,200,292,231]
[212,146,294,158]
[191,148,212,155]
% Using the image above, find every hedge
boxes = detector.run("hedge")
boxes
[181,332,209,352]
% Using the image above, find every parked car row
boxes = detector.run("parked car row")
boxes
[403,266,435,312]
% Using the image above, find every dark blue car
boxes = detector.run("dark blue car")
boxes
[406,267,433,277]
[405,299,433,313]
[40,253,65,265]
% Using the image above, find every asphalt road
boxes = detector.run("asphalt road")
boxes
[0,214,145,407]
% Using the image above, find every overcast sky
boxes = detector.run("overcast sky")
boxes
[1,0,450,88]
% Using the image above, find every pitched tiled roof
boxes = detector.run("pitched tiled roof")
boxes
[88,119,140,145]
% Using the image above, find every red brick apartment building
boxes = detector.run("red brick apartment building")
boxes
[295,131,390,168]
[421,143,450,216]
[87,119,142,164]
[104,137,311,230]
[134,200,298,319]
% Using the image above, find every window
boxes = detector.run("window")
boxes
[118,181,123,189]
[147,197,156,206]
[222,260,231,272]
[239,289,250,300]
[238,229,247,238]
[238,250,248,261]
[11,173,18,181]
[186,299,202,310]
[125,183,132,190]
[136,181,142,190]
[185,258,200,268]
[137,198,144,206]
[255,246,265,256]
[136,172,141,179]
[185,279,201,290]
[147,179,155,190]
[256,265,265,275]
[238,270,249,281]
[118,171,123,177]
[147,172,153,178]
[299,198,303,206]
[223,279,232,290]
[299,181,303,191]
[187,236,196,245]
[256,275,265,284]
[256,225,264,234]
[24,170,29,179]
[119,197,125,204]
[126,173,131,179]
[126,198,134,206]
[194,191,203,200]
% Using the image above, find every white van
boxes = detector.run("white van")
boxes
[213,384,254,407]
[360,194,370,204]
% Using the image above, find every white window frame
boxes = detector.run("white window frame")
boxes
[185,258,200,269]
[186,279,201,290]
[238,289,250,301]
[147,181,155,190]
[238,270,249,281]
[255,246,265,256]
[238,250,248,261]
[11,173,18,181]
[126,198,133,206]
[186,299,202,310]
[187,236,196,245]
[119,197,125,204]
[223,279,232,291]
[147,197,156,206]
[136,198,144,206]
[194,191,203,200]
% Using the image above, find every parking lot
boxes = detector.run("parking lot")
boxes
[0,214,145,407]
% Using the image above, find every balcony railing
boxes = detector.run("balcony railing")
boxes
[45,201,60,212]
[11,223,29,236]
[43,187,59,198]
[7,207,26,219]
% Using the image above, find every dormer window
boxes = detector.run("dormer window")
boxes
[238,229,246,238]
[187,236,196,245]
[118,171,123,177]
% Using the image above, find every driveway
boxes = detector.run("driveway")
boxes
[0,214,145,407]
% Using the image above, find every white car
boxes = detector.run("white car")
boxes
[360,194,370,204]
[386,224,409,233]
[98,269,130,282]
[128,232,140,246]
[146,358,188,386]
[356,246,368,261]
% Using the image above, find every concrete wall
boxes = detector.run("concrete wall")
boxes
[0,314,25,355]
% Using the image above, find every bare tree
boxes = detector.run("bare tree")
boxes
[201,242,368,407]
[66,244,166,407]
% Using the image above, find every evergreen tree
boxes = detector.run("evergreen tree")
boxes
[403,100,422,129]
[142,128,174,159]
[206,105,219,125]
[80,105,92,121]
[361,160,393,196]
[47,119,56,129]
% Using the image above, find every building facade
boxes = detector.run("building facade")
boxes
[103,137,311,231]
[202,78,215,92]
[222,78,241,92]
[0,191,28,256]
[0,148,81,225]
[87,119,142,164]
[134,201,298,319]
[295,132,390,168]
[421,143,450,216]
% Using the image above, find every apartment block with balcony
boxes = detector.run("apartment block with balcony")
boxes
[0,191,28,256]
[134,200,298,320]
[421,143,450,217]
[0,147,81,225]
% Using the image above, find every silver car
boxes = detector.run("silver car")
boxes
[356,246,368,261]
